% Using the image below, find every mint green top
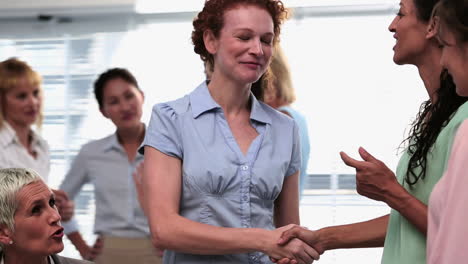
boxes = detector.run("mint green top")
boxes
[381,101,468,264]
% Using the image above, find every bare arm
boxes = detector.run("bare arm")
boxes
[142,146,308,260]
[340,147,428,235]
[279,214,389,254]
[274,171,300,227]
[273,171,321,263]
[384,181,427,234]
[316,214,388,251]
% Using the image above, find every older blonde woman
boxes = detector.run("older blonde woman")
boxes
[0,168,91,264]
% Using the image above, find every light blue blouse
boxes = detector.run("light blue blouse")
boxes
[61,133,150,238]
[141,82,301,264]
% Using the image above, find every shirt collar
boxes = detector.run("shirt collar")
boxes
[103,128,145,158]
[104,132,122,152]
[249,93,272,125]
[189,81,221,119]
[189,81,272,124]
[0,122,16,147]
[0,122,45,148]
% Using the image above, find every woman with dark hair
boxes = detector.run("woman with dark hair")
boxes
[277,0,468,263]
[427,0,468,262]
[138,0,319,263]
[59,68,162,264]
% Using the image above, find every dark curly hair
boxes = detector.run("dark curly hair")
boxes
[404,70,467,186]
[402,0,468,186]
[191,0,288,69]
[94,68,140,109]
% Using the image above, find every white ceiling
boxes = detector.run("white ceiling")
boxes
[0,0,136,18]
[0,0,398,19]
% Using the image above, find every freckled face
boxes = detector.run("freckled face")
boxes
[210,5,275,85]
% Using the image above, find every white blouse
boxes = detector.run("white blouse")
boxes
[0,122,50,182]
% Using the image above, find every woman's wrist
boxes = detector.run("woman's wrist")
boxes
[249,228,272,253]
[384,182,413,211]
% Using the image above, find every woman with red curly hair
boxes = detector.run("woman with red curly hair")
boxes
[138,0,319,263]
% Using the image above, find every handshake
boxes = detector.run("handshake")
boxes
[265,224,323,264]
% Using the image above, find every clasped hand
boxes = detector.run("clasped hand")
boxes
[266,224,322,264]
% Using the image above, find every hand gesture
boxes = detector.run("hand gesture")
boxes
[340,147,398,203]
[277,226,324,255]
[53,189,74,221]
[265,225,320,264]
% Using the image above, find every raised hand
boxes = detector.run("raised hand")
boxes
[53,189,74,221]
[340,147,399,203]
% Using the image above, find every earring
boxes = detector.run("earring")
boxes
[8,240,13,245]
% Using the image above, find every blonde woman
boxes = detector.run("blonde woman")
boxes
[0,58,49,180]
[262,45,310,199]
[0,58,73,223]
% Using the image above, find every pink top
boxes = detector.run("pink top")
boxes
[427,119,468,263]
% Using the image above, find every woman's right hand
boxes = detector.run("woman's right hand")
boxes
[263,225,320,264]
[77,236,103,261]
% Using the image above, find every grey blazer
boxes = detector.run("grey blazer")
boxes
[0,252,92,264]
[52,255,94,264]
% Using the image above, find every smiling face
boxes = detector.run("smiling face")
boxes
[11,181,64,256]
[207,4,275,85]
[438,26,468,96]
[388,0,431,65]
[100,78,144,130]
[1,77,42,128]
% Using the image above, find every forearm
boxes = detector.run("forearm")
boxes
[385,184,427,235]
[144,148,274,255]
[66,231,90,257]
[317,214,388,251]
[151,213,269,255]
